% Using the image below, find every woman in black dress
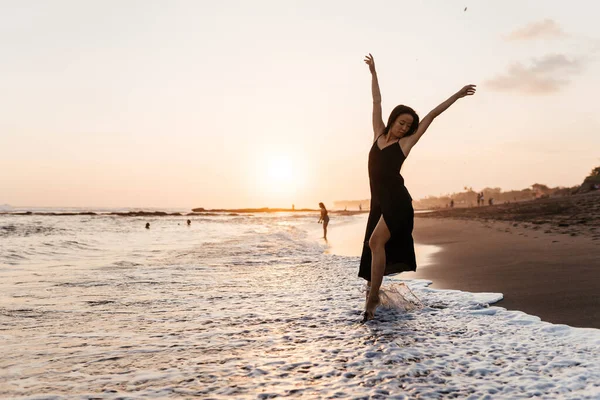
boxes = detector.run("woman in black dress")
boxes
[360,54,476,321]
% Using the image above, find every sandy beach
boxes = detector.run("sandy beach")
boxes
[417,191,600,241]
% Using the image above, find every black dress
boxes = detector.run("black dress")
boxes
[358,135,417,281]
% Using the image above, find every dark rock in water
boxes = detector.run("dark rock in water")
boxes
[113,211,170,217]
[37,212,98,216]
[192,207,205,212]
[188,212,220,216]
[1,210,180,217]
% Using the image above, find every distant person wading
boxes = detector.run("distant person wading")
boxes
[360,53,476,321]
[318,202,329,240]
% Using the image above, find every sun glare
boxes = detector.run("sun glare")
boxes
[267,158,293,182]
[253,153,307,202]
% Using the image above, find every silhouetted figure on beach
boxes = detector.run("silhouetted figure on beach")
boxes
[145,222,150,229]
[477,192,481,206]
[318,202,329,239]
[360,53,476,321]
[450,199,455,208]
[359,204,362,211]
[187,219,191,226]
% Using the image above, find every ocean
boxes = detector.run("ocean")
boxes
[1,210,599,399]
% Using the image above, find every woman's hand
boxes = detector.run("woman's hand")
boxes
[456,84,476,98]
[405,83,477,154]
[364,53,376,74]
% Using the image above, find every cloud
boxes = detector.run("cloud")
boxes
[485,54,583,94]
[505,19,566,41]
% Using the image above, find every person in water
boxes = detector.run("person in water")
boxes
[145,222,150,229]
[360,53,476,321]
[318,202,329,239]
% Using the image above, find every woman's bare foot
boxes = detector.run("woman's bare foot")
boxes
[363,293,380,322]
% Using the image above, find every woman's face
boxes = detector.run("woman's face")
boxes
[389,114,414,138]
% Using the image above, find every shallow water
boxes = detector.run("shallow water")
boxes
[1,211,599,399]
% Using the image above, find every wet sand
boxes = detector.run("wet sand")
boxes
[410,217,600,329]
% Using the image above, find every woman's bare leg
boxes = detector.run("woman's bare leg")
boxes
[364,216,390,320]
[323,220,328,239]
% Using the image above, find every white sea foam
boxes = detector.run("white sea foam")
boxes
[1,212,599,398]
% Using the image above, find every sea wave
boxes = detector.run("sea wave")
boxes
[0,212,598,398]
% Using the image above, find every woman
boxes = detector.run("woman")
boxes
[360,53,475,321]
[318,202,329,239]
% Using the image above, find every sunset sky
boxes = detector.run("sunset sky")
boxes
[1,0,599,209]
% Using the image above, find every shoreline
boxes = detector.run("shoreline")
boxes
[410,217,600,329]
[325,212,600,329]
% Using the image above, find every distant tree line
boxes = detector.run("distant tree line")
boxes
[413,165,599,209]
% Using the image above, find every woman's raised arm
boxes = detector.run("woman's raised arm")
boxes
[403,84,476,155]
[365,54,385,140]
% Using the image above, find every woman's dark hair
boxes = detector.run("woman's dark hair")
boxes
[383,105,420,137]
[318,202,325,209]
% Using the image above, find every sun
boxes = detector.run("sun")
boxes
[267,157,294,183]
[253,154,307,200]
